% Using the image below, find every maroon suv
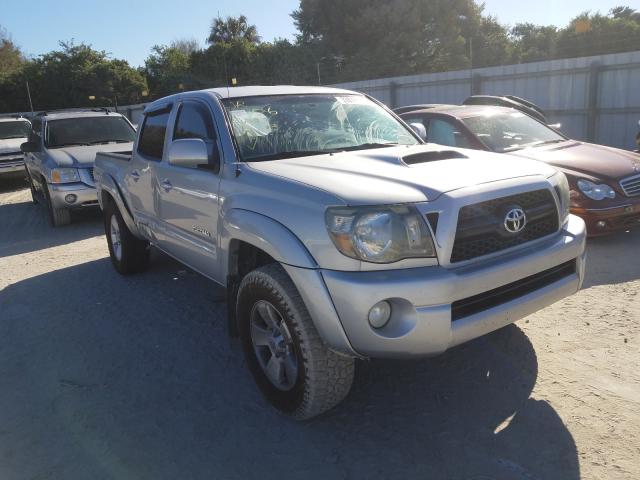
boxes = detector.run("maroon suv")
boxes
[399,105,640,235]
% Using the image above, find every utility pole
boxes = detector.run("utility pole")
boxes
[469,37,474,96]
[25,80,34,113]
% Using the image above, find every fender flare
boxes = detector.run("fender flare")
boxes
[97,174,141,237]
[220,209,318,274]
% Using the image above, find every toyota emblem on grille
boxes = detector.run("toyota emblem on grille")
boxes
[504,207,527,233]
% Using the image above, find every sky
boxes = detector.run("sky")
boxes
[2,0,639,67]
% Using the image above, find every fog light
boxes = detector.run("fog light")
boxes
[368,301,392,329]
[65,194,77,204]
[596,220,607,229]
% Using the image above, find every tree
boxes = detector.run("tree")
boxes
[207,15,260,45]
[0,41,148,112]
[0,26,24,80]
[510,23,559,63]
[291,0,510,82]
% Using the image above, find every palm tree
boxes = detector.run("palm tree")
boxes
[207,15,261,45]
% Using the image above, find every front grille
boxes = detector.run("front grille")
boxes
[451,189,559,263]
[451,260,576,321]
[0,151,21,158]
[620,173,640,197]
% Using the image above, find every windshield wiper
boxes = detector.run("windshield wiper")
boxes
[246,150,333,162]
[503,139,565,152]
[88,139,131,145]
[48,142,91,148]
[339,142,399,152]
[3,135,28,139]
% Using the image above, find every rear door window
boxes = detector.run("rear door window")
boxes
[138,110,170,160]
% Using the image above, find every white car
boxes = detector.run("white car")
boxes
[0,115,31,178]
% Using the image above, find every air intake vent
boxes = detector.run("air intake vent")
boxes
[403,150,467,165]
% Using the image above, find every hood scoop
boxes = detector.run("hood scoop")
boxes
[402,150,467,165]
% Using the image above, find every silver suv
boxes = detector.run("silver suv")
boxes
[0,115,31,178]
[22,109,135,226]
[95,86,586,419]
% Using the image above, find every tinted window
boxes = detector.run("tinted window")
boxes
[45,116,136,148]
[173,102,215,141]
[0,120,31,140]
[427,119,470,148]
[138,111,170,160]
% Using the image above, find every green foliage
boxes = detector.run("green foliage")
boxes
[0,41,147,113]
[2,5,640,113]
[207,15,260,45]
[0,26,24,80]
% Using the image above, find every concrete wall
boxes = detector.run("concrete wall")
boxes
[334,51,640,151]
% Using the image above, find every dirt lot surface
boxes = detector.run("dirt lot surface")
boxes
[1,177,639,480]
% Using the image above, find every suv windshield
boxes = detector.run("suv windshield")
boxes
[0,120,31,140]
[462,111,565,152]
[45,116,136,148]
[222,94,419,161]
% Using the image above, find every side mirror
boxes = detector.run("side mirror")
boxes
[20,141,39,153]
[168,138,214,170]
[409,122,427,141]
[547,123,562,130]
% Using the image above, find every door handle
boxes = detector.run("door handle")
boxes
[130,170,140,182]
[160,179,172,192]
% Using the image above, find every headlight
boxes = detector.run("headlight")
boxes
[50,168,80,184]
[551,172,570,222]
[326,205,436,263]
[577,179,616,201]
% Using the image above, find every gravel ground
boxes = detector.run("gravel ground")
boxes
[1,177,639,480]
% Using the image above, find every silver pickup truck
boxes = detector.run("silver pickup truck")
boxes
[94,86,586,419]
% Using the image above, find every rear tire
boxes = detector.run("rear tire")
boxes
[104,201,150,274]
[42,181,71,227]
[237,263,355,420]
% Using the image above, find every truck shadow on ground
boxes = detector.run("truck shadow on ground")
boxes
[0,253,579,480]
[583,227,640,288]
[0,196,103,258]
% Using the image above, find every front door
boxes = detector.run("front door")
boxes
[154,100,222,281]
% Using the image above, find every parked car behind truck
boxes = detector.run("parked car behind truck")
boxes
[399,105,640,235]
[94,86,586,419]
[0,115,31,179]
[21,109,135,226]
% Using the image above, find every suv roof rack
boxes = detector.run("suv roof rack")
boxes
[36,107,112,117]
[462,95,548,123]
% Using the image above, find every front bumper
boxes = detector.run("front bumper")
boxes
[0,157,25,175]
[48,182,99,209]
[572,198,640,235]
[318,214,586,358]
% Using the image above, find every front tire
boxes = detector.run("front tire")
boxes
[104,202,150,274]
[237,264,355,420]
[42,181,71,227]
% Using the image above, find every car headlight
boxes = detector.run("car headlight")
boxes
[551,172,570,222]
[326,205,436,263]
[50,168,80,184]
[577,179,616,201]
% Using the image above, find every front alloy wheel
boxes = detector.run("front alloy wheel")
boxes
[250,300,299,391]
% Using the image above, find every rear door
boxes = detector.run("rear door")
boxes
[153,99,222,281]
[126,105,172,237]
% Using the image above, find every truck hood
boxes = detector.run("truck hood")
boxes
[0,137,27,154]
[247,145,557,205]
[47,143,134,168]
[509,140,640,182]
